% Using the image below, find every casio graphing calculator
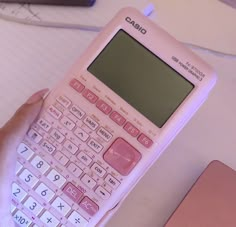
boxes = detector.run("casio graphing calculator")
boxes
[12,7,216,227]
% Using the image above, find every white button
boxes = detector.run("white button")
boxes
[91,163,106,178]
[16,162,23,174]
[95,186,110,200]
[83,116,99,130]
[77,152,92,166]
[11,204,16,213]
[41,140,56,154]
[81,174,96,189]
[63,140,78,154]
[60,116,75,130]
[47,169,66,188]
[50,129,65,143]
[17,143,34,160]
[87,138,103,153]
[56,95,71,108]
[19,169,39,188]
[24,196,43,215]
[12,183,27,202]
[51,197,71,216]
[37,118,51,132]
[31,156,50,174]
[105,175,120,189]
[35,183,55,201]
[40,211,60,226]
[47,105,62,119]
[97,127,113,142]
[74,127,89,142]
[27,129,42,143]
[68,211,88,227]
[68,163,83,177]
[54,151,69,166]
[70,105,85,119]
[13,210,32,227]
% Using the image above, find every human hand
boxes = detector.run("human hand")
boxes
[0,88,49,225]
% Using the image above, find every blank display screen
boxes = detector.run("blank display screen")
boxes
[88,30,194,128]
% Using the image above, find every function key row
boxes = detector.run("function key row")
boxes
[69,78,153,148]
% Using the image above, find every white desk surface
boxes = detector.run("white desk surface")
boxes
[0,1,236,227]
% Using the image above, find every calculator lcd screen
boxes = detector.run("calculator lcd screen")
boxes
[88,30,194,128]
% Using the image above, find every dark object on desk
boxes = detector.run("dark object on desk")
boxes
[0,0,96,6]
[165,160,236,227]
[219,0,236,9]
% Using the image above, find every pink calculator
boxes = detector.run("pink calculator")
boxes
[12,7,217,227]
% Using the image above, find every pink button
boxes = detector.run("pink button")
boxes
[124,122,140,137]
[96,100,112,115]
[110,111,126,126]
[69,79,85,93]
[63,182,83,202]
[83,89,98,104]
[79,196,99,216]
[138,134,153,148]
[104,138,141,176]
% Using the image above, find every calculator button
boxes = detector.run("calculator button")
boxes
[97,127,113,142]
[35,183,55,201]
[137,133,153,148]
[31,155,50,174]
[40,210,60,226]
[79,196,99,216]
[61,116,76,130]
[63,182,83,202]
[77,152,92,166]
[56,95,72,108]
[27,129,42,143]
[54,151,69,166]
[17,143,34,160]
[83,116,99,130]
[124,122,140,137]
[74,127,90,142]
[37,118,51,132]
[110,111,126,126]
[24,197,43,215]
[41,140,56,154]
[70,105,86,120]
[19,169,39,188]
[63,140,78,154]
[96,99,112,115]
[81,174,96,189]
[91,163,106,178]
[13,210,32,227]
[83,89,98,104]
[11,204,16,213]
[47,105,62,119]
[51,197,71,216]
[12,183,27,201]
[104,138,142,176]
[95,186,110,200]
[50,129,65,143]
[16,162,23,174]
[68,163,83,177]
[47,169,66,188]
[68,211,88,227]
[87,138,103,153]
[70,78,85,93]
[104,174,120,189]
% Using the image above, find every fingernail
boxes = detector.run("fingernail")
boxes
[26,88,49,104]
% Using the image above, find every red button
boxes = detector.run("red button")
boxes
[138,134,153,148]
[110,111,126,126]
[104,138,141,176]
[63,182,83,202]
[124,122,140,137]
[96,99,112,115]
[83,89,98,104]
[79,196,99,216]
[69,79,85,93]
